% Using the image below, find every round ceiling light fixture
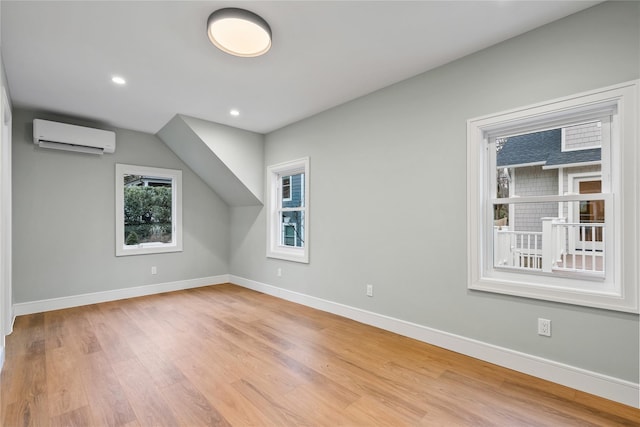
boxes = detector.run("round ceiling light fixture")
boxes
[207,8,271,57]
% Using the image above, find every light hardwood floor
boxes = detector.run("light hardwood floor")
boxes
[1,283,638,426]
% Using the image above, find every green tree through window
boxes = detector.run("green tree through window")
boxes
[123,176,172,244]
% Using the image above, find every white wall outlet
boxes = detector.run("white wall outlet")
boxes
[277,267,282,277]
[366,284,373,297]
[151,266,157,275]
[538,318,551,336]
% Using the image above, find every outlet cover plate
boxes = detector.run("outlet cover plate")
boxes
[538,318,551,336]
[366,284,373,297]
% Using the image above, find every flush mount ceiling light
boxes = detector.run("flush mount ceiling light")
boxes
[207,8,271,57]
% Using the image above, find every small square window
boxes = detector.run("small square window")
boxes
[115,164,182,256]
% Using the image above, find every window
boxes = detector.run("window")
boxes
[115,164,182,256]
[282,176,292,201]
[467,81,638,312]
[267,158,309,263]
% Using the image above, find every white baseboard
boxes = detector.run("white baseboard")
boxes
[13,275,230,316]
[230,275,640,408]
[0,345,4,373]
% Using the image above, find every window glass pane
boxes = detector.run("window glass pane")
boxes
[495,128,602,198]
[282,176,291,200]
[123,174,172,245]
[283,224,296,246]
[281,211,304,248]
[493,200,604,274]
[281,172,304,208]
[563,121,602,150]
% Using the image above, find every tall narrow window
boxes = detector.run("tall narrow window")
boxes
[267,158,309,263]
[115,164,182,256]
[467,81,638,312]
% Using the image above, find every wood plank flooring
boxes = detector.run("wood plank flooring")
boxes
[1,283,638,426]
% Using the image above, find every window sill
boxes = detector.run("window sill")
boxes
[267,247,309,264]
[469,275,634,313]
[116,243,183,257]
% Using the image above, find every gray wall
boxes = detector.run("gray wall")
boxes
[12,108,230,303]
[229,2,639,382]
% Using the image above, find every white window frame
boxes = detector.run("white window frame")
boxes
[467,81,638,313]
[266,157,309,263]
[115,164,183,256]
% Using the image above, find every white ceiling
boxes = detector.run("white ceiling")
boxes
[1,1,601,135]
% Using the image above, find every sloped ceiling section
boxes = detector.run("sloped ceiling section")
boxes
[157,115,264,206]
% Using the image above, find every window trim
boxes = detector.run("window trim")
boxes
[115,164,183,257]
[266,157,309,263]
[467,81,638,313]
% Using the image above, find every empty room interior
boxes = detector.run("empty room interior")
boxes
[1,1,639,425]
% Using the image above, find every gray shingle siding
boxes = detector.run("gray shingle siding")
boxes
[564,122,602,150]
[283,173,303,209]
[512,166,558,235]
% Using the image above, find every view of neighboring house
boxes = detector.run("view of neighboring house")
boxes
[281,173,305,248]
[124,175,172,187]
[494,121,604,273]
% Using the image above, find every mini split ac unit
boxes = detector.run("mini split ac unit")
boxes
[33,119,116,155]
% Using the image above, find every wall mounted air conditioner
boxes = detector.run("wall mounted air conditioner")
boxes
[33,119,116,155]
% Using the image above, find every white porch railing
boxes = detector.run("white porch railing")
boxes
[494,218,604,275]
[494,228,542,270]
[550,221,604,274]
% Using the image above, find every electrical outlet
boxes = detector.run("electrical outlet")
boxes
[366,284,373,297]
[277,268,282,277]
[538,318,551,337]
[151,266,157,275]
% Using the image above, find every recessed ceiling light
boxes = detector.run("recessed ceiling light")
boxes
[207,8,271,57]
[111,76,126,85]
[230,109,240,117]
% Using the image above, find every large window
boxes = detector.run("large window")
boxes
[267,158,309,263]
[467,81,638,312]
[115,164,182,256]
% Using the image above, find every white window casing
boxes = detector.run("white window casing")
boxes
[266,157,309,263]
[467,81,638,312]
[115,164,183,256]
